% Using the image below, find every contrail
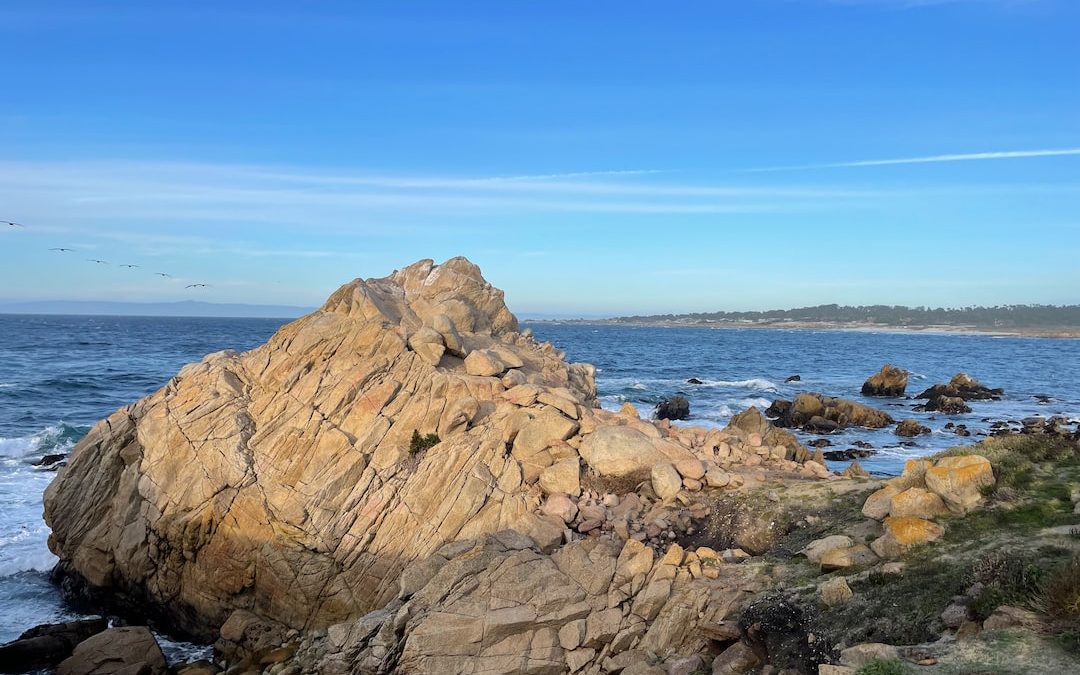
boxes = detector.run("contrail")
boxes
[747,148,1080,172]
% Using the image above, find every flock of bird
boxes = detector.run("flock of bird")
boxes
[4,220,212,289]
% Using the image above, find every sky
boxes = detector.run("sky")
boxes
[1,0,1078,317]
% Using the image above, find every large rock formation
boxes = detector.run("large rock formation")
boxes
[43,257,815,647]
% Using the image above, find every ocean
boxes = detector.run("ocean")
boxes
[1,314,1078,658]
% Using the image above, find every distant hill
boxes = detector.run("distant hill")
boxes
[609,304,1080,328]
[0,300,314,319]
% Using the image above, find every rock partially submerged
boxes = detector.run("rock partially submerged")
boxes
[766,392,894,432]
[861,364,908,397]
[56,627,167,675]
[0,618,108,673]
[917,373,1004,402]
[43,257,818,649]
[654,395,690,421]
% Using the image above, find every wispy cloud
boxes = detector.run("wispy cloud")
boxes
[749,147,1080,172]
[0,159,871,229]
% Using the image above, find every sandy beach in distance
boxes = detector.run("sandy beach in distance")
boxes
[528,319,1080,339]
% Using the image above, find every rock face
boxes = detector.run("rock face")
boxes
[287,532,768,675]
[44,257,816,646]
[766,393,894,432]
[861,364,908,397]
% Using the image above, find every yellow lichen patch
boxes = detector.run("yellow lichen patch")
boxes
[883,516,945,546]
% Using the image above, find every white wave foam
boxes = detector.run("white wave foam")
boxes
[0,550,58,577]
[630,383,647,391]
[0,383,14,389]
[735,397,773,410]
[703,378,780,392]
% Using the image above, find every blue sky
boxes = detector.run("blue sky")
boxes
[1,0,1078,316]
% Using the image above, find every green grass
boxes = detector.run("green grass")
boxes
[855,659,910,675]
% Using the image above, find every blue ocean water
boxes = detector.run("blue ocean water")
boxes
[0,314,1077,656]
[526,322,1080,473]
[0,315,288,657]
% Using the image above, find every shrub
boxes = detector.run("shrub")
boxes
[855,660,909,675]
[409,430,440,455]
[966,551,1046,620]
[1038,554,1080,620]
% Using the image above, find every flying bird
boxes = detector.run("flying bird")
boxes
[119,264,140,268]
[186,283,211,289]
[2,220,24,227]
[49,248,74,252]
[155,272,172,278]
[87,259,109,264]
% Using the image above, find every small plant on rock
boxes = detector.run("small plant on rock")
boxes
[855,659,909,675]
[409,430,440,455]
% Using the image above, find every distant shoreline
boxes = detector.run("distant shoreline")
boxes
[524,318,1080,339]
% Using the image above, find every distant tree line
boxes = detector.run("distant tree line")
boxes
[611,304,1080,328]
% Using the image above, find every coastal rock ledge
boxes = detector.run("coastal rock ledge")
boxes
[43,257,818,670]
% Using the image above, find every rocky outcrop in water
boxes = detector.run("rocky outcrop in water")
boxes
[917,373,1004,402]
[766,392,894,432]
[654,395,690,421]
[861,364,908,397]
[57,627,167,675]
[43,258,819,657]
[0,618,107,673]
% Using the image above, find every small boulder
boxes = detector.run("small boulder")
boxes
[871,516,945,558]
[862,364,908,397]
[431,314,466,357]
[711,641,761,674]
[819,577,854,606]
[704,467,731,488]
[862,485,901,520]
[983,605,1042,631]
[464,349,507,377]
[819,544,878,571]
[889,487,949,519]
[801,535,853,564]
[651,463,683,502]
[674,458,705,480]
[539,458,581,496]
[667,655,705,675]
[839,643,899,669]
[541,493,578,524]
[579,426,667,477]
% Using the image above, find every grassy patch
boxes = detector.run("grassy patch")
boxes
[817,554,967,646]
[966,550,1048,620]
[855,660,909,675]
